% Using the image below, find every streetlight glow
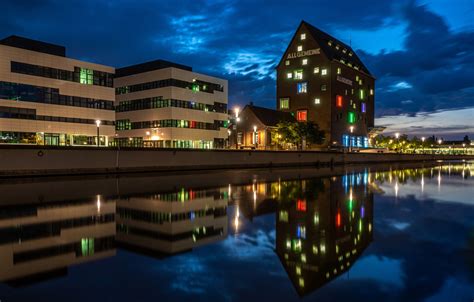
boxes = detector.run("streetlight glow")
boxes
[95,120,101,127]
[395,132,400,139]
[421,137,425,142]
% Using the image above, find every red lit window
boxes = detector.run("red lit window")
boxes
[336,211,341,227]
[336,95,343,107]
[296,110,307,121]
[296,199,307,211]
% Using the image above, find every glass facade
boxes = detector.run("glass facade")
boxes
[342,134,369,148]
[116,78,224,95]
[116,97,227,113]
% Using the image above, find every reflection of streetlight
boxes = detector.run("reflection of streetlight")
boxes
[95,120,101,147]
[253,125,258,149]
[421,137,426,153]
[395,133,400,139]
[349,126,355,152]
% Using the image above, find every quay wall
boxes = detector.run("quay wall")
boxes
[0,145,471,177]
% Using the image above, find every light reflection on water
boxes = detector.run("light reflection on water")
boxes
[0,161,472,301]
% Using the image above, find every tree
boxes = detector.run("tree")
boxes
[275,121,325,150]
[464,135,471,144]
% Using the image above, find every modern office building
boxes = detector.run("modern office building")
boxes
[115,187,228,256]
[277,21,375,148]
[0,196,116,286]
[0,35,115,146]
[114,60,229,149]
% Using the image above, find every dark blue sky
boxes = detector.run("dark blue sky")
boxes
[1,0,473,138]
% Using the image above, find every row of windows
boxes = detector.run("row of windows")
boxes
[116,97,227,113]
[0,81,114,110]
[116,78,224,95]
[280,96,366,113]
[116,119,228,131]
[286,68,328,79]
[0,106,115,125]
[117,207,227,225]
[11,61,114,87]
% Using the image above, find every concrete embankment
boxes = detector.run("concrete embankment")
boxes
[0,145,471,177]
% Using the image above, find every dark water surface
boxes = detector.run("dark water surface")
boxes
[0,162,473,302]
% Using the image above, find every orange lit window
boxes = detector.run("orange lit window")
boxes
[336,95,343,107]
[296,110,307,121]
[297,199,307,211]
[336,211,341,227]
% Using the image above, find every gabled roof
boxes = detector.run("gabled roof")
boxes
[278,21,373,77]
[246,105,295,127]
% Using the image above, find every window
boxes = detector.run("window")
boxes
[361,102,366,113]
[294,69,303,80]
[321,68,327,75]
[297,45,303,51]
[287,72,292,79]
[336,95,343,107]
[359,89,364,100]
[337,67,341,74]
[314,98,321,105]
[348,112,356,124]
[321,84,327,91]
[302,59,308,65]
[285,60,290,66]
[314,67,320,74]
[297,110,307,121]
[370,88,374,95]
[301,33,306,40]
[280,98,289,109]
[297,82,307,93]
[79,68,93,85]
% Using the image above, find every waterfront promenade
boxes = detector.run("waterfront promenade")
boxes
[0,145,472,177]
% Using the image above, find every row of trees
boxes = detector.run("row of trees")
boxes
[373,134,470,152]
[272,121,325,150]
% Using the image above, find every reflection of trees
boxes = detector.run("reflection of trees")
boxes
[277,178,326,204]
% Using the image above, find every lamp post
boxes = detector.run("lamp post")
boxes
[421,136,426,154]
[253,125,258,149]
[349,126,354,152]
[234,107,240,149]
[463,143,466,154]
[95,120,101,147]
[395,132,400,153]
[438,139,442,154]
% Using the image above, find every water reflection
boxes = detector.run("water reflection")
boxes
[0,161,472,300]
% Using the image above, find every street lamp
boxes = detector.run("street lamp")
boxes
[421,137,426,153]
[349,126,355,152]
[395,132,400,153]
[253,125,258,149]
[95,120,101,147]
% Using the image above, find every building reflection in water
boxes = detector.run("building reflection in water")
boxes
[275,172,374,296]
[0,195,116,286]
[115,188,228,256]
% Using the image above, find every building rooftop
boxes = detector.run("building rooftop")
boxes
[0,35,66,57]
[115,59,193,77]
[247,104,295,127]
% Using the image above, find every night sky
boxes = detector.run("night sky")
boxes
[1,0,473,138]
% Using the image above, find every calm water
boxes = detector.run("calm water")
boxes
[0,162,473,302]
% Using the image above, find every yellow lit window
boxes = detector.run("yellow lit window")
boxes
[285,60,290,66]
[297,45,303,51]
[337,67,341,74]
[314,67,319,74]
[301,33,306,40]
[302,59,308,65]
[287,72,292,79]
[314,98,320,105]
[321,68,327,75]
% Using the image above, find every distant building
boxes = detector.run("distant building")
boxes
[276,21,375,149]
[230,104,295,149]
[114,60,229,149]
[0,35,115,146]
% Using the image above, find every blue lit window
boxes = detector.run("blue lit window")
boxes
[297,82,307,94]
[342,135,350,147]
[362,102,366,113]
[364,137,369,148]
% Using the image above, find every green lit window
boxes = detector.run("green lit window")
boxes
[359,89,364,100]
[348,112,356,124]
[294,69,303,80]
[79,68,93,85]
[280,98,289,109]
[337,67,341,74]
[192,84,200,92]
[81,238,94,256]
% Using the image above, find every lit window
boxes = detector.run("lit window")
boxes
[335,45,340,50]
[280,98,289,109]
[301,33,306,40]
[337,67,341,74]
[321,68,327,75]
[297,45,303,51]
[359,89,364,100]
[356,75,359,81]
[321,84,327,91]
[336,95,343,107]
[349,52,353,56]
[362,102,366,113]
[314,67,320,74]
[328,41,333,46]
[285,60,290,66]
[348,112,356,124]
[370,88,374,95]
[296,110,307,122]
[79,68,93,85]
[314,98,320,104]
[287,72,293,79]
[343,49,347,53]
[297,82,307,94]
[302,59,308,65]
[294,69,303,79]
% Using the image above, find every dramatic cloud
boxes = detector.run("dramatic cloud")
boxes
[0,0,472,138]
